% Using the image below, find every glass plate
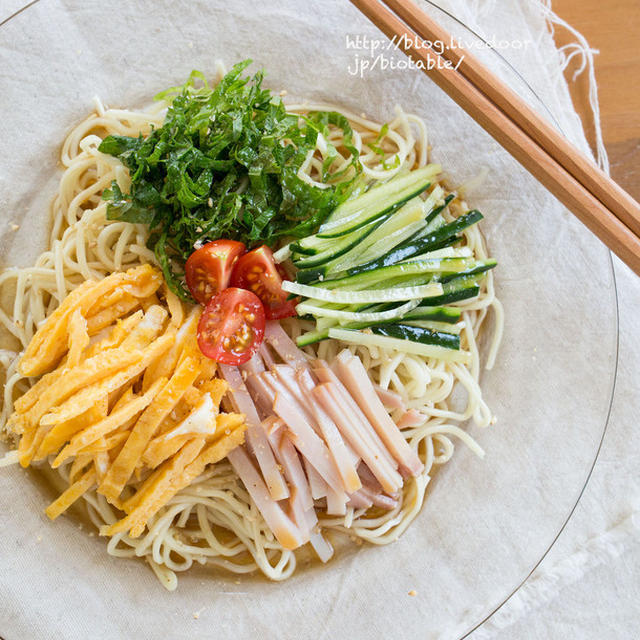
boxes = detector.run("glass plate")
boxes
[0,1,618,638]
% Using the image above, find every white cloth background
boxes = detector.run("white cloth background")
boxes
[0,1,638,638]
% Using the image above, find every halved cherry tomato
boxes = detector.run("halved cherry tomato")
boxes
[197,287,265,365]
[230,245,297,320]
[185,240,246,305]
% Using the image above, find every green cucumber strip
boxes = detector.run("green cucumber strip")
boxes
[295,299,419,323]
[294,304,462,347]
[403,320,464,334]
[316,164,441,238]
[402,304,461,323]
[424,193,456,224]
[297,327,331,346]
[293,215,388,271]
[273,244,292,263]
[309,258,473,291]
[282,279,443,303]
[401,246,472,262]
[289,242,318,256]
[321,195,430,275]
[370,323,460,350]
[327,328,470,363]
[422,278,480,306]
[439,258,497,283]
[347,210,483,275]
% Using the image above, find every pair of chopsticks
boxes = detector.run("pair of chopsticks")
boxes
[350,0,640,275]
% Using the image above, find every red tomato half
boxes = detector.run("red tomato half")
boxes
[197,288,265,365]
[230,246,297,320]
[185,240,246,305]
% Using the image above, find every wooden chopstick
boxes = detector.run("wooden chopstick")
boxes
[350,0,640,275]
[381,0,640,239]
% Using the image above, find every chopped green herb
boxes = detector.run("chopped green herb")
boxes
[99,60,361,298]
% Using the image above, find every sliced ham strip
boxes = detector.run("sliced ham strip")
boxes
[313,383,403,494]
[267,367,318,428]
[326,487,348,516]
[358,461,384,494]
[219,364,289,501]
[272,392,347,497]
[244,373,275,419]
[296,369,362,494]
[313,360,398,472]
[264,421,311,541]
[304,507,334,563]
[334,351,424,477]
[304,457,329,499]
[240,352,266,377]
[264,321,310,370]
[347,490,373,510]
[288,490,310,543]
[258,341,277,370]
[396,409,428,429]
[228,447,304,550]
[374,384,405,410]
[266,421,314,512]
[358,486,398,510]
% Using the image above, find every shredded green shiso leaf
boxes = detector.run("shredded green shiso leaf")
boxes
[99,60,361,299]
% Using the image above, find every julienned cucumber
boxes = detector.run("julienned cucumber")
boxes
[281,279,443,303]
[439,258,497,283]
[350,301,462,321]
[327,328,471,363]
[424,193,455,224]
[292,215,389,271]
[295,303,463,347]
[294,188,449,282]
[295,312,462,347]
[294,197,427,281]
[422,277,480,306]
[369,324,460,349]
[401,304,461,323]
[307,257,473,291]
[288,165,495,361]
[311,195,432,276]
[347,210,484,275]
[316,164,441,238]
[295,299,419,323]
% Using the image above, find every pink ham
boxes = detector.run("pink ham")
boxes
[272,392,347,497]
[334,351,424,477]
[358,486,398,510]
[325,487,348,516]
[264,321,310,369]
[239,352,266,377]
[266,420,313,512]
[313,382,403,494]
[304,507,334,563]
[266,367,318,428]
[313,361,398,472]
[219,364,289,501]
[259,341,277,370]
[374,384,405,410]
[304,457,329,499]
[228,447,304,550]
[347,490,373,510]
[244,373,276,418]
[296,369,362,493]
[396,409,428,429]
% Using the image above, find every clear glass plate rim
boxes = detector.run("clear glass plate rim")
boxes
[0,1,621,637]
[419,0,620,634]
